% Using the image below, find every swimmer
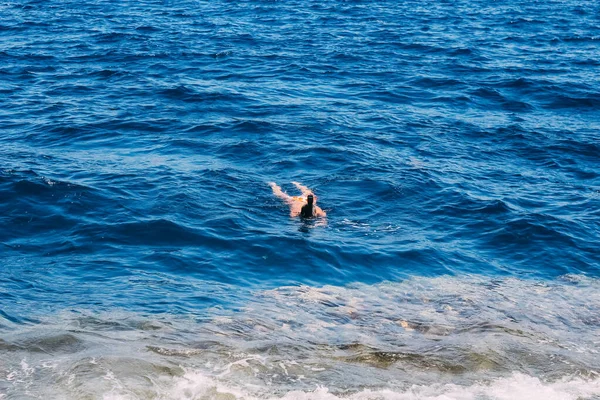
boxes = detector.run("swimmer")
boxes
[269,181,327,218]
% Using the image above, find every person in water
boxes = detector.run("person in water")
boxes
[269,181,326,218]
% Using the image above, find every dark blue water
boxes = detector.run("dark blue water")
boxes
[1,1,600,398]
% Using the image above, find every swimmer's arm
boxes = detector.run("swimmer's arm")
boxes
[291,181,313,197]
[315,206,327,217]
[269,182,294,205]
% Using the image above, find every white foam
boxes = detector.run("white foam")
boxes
[2,275,599,399]
[156,370,600,400]
[6,358,34,382]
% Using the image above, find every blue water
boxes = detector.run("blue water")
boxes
[1,0,600,398]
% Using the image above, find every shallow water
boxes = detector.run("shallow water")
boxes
[1,0,600,398]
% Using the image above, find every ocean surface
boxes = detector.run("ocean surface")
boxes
[1,0,600,398]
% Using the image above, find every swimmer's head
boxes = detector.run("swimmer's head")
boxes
[307,194,314,205]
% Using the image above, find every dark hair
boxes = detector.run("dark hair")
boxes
[307,194,314,204]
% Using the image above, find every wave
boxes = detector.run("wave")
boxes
[1,275,599,398]
[159,85,250,104]
[546,94,600,110]
[154,370,600,400]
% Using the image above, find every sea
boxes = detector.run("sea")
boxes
[1,0,599,399]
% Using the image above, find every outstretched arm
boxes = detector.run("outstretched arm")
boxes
[269,182,293,204]
[291,181,313,197]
